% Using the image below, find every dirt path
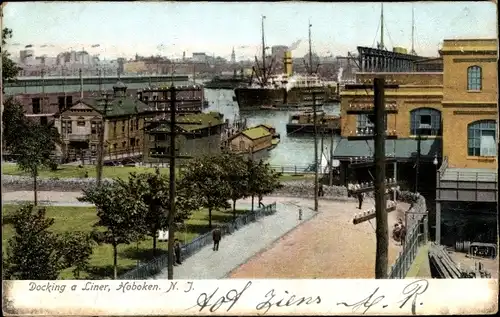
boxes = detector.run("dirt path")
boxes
[228,197,408,279]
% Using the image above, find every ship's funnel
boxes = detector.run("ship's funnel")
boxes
[284,51,293,77]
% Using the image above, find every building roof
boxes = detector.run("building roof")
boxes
[440,168,497,182]
[333,138,442,160]
[149,112,224,133]
[237,126,272,140]
[79,96,149,118]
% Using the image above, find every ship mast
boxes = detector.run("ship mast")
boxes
[261,15,267,85]
[411,5,416,55]
[380,4,384,50]
[308,19,313,75]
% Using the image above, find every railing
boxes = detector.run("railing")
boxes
[388,216,428,279]
[118,202,277,280]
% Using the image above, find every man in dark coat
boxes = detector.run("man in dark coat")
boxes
[318,184,324,197]
[174,239,182,265]
[357,192,364,209]
[212,226,222,251]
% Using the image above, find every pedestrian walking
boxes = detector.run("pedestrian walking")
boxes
[357,192,364,209]
[298,208,303,220]
[258,195,265,208]
[212,226,221,251]
[318,184,324,197]
[174,239,182,265]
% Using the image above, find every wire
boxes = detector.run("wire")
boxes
[371,19,382,49]
[384,20,395,50]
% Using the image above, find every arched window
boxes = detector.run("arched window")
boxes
[468,120,496,156]
[410,108,441,136]
[467,66,482,91]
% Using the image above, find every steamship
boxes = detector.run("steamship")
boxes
[234,17,338,110]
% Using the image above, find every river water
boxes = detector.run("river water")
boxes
[203,89,341,168]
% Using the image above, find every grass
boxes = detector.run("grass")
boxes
[2,163,315,181]
[2,204,248,279]
[1,164,171,180]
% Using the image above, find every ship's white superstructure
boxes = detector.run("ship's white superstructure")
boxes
[249,73,327,90]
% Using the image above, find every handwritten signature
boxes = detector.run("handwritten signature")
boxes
[186,281,252,313]
[337,279,429,314]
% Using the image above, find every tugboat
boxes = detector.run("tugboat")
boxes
[286,109,341,136]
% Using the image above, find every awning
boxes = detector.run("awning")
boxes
[333,138,442,161]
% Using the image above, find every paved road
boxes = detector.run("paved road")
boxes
[153,198,317,280]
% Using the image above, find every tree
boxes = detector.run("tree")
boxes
[215,153,249,222]
[13,123,59,205]
[3,205,62,279]
[3,205,95,280]
[58,231,94,279]
[78,183,146,279]
[117,170,201,257]
[182,155,231,229]
[2,28,21,82]
[2,97,29,151]
[246,159,283,211]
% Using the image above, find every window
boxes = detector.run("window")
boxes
[467,66,482,91]
[356,114,387,134]
[135,119,139,130]
[32,98,41,114]
[468,120,496,157]
[410,108,442,136]
[122,141,126,148]
[76,117,86,127]
[113,122,117,136]
[91,121,100,134]
[122,120,125,132]
[66,96,73,107]
[62,120,72,134]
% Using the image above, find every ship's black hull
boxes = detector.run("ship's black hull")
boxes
[235,86,337,110]
[286,123,341,135]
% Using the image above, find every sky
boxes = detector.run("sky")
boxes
[2,1,498,60]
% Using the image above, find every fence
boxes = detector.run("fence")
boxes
[388,215,429,279]
[118,202,277,280]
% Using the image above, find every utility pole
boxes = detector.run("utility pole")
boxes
[96,93,112,186]
[145,85,200,279]
[79,68,84,99]
[307,20,319,212]
[374,77,388,279]
[167,85,177,280]
[329,128,334,186]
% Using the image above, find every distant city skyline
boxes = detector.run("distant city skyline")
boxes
[3,2,497,60]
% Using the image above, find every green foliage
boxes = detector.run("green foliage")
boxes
[215,153,249,220]
[182,155,231,228]
[2,28,21,81]
[3,205,93,280]
[78,183,147,279]
[3,205,61,279]
[57,231,94,279]
[246,159,283,198]
[2,97,29,151]
[116,171,202,255]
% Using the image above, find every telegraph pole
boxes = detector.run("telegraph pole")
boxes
[143,85,200,279]
[307,20,319,212]
[167,85,177,280]
[374,77,388,279]
[96,93,111,186]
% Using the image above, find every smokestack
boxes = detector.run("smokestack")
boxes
[284,51,293,77]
